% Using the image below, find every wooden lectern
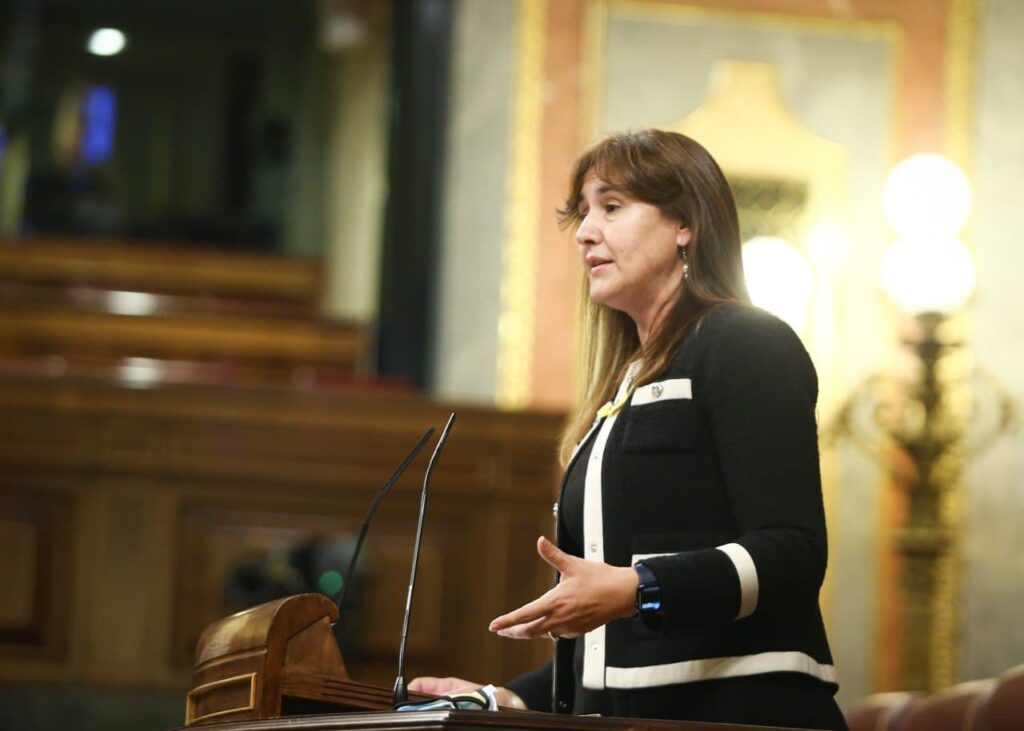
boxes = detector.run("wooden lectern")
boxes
[185,593,414,724]
[181,593,810,731]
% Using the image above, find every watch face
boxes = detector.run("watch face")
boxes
[634,563,661,614]
[638,586,662,614]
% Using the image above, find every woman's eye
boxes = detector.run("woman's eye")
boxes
[604,203,620,214]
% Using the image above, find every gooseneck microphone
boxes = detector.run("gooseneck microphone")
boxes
[392,412,457,706]
[334,427,435,621]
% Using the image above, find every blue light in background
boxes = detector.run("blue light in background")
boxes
[80,85,117,166]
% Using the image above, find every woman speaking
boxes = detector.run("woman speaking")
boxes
[411,129,848,731]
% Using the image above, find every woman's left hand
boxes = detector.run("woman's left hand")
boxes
[488,536,639,639]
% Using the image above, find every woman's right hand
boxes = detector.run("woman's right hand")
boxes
[408,676,527,710]
[408,676,482,696]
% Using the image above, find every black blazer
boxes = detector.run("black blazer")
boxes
[507,304,837,713]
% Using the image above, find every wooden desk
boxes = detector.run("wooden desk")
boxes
[171,708,808,731]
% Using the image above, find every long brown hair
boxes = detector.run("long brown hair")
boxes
[559,129,750,465]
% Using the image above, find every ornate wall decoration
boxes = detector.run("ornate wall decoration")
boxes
[730,176,809,244]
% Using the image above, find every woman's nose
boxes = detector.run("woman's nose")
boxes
[575,217,599,246]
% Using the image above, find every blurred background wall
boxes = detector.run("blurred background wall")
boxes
[0,0,1022,729]
[962,0,1024,684]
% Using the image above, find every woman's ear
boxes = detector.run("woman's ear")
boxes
[676,226,692,248]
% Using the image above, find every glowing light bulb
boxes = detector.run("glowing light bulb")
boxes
[881,236,976,315]
[883,154,972,237]
[742,236,814,334]
[87,28,127,57]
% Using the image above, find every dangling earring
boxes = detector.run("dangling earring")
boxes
[682,246,690,280]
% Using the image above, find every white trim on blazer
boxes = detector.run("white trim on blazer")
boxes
[630,378,692,405]
[605,651,839,689]
[716,542,759,619]
[633,544,759,621]
[580,364,639,690]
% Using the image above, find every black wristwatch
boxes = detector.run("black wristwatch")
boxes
[634,562,662,616]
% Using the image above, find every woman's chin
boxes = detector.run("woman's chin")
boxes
[589,290,628,314]
[588,289,613,306]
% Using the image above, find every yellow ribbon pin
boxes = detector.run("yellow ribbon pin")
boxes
[596,393,631,419]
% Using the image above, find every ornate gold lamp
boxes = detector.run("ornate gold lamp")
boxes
[829,154,1015,692]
